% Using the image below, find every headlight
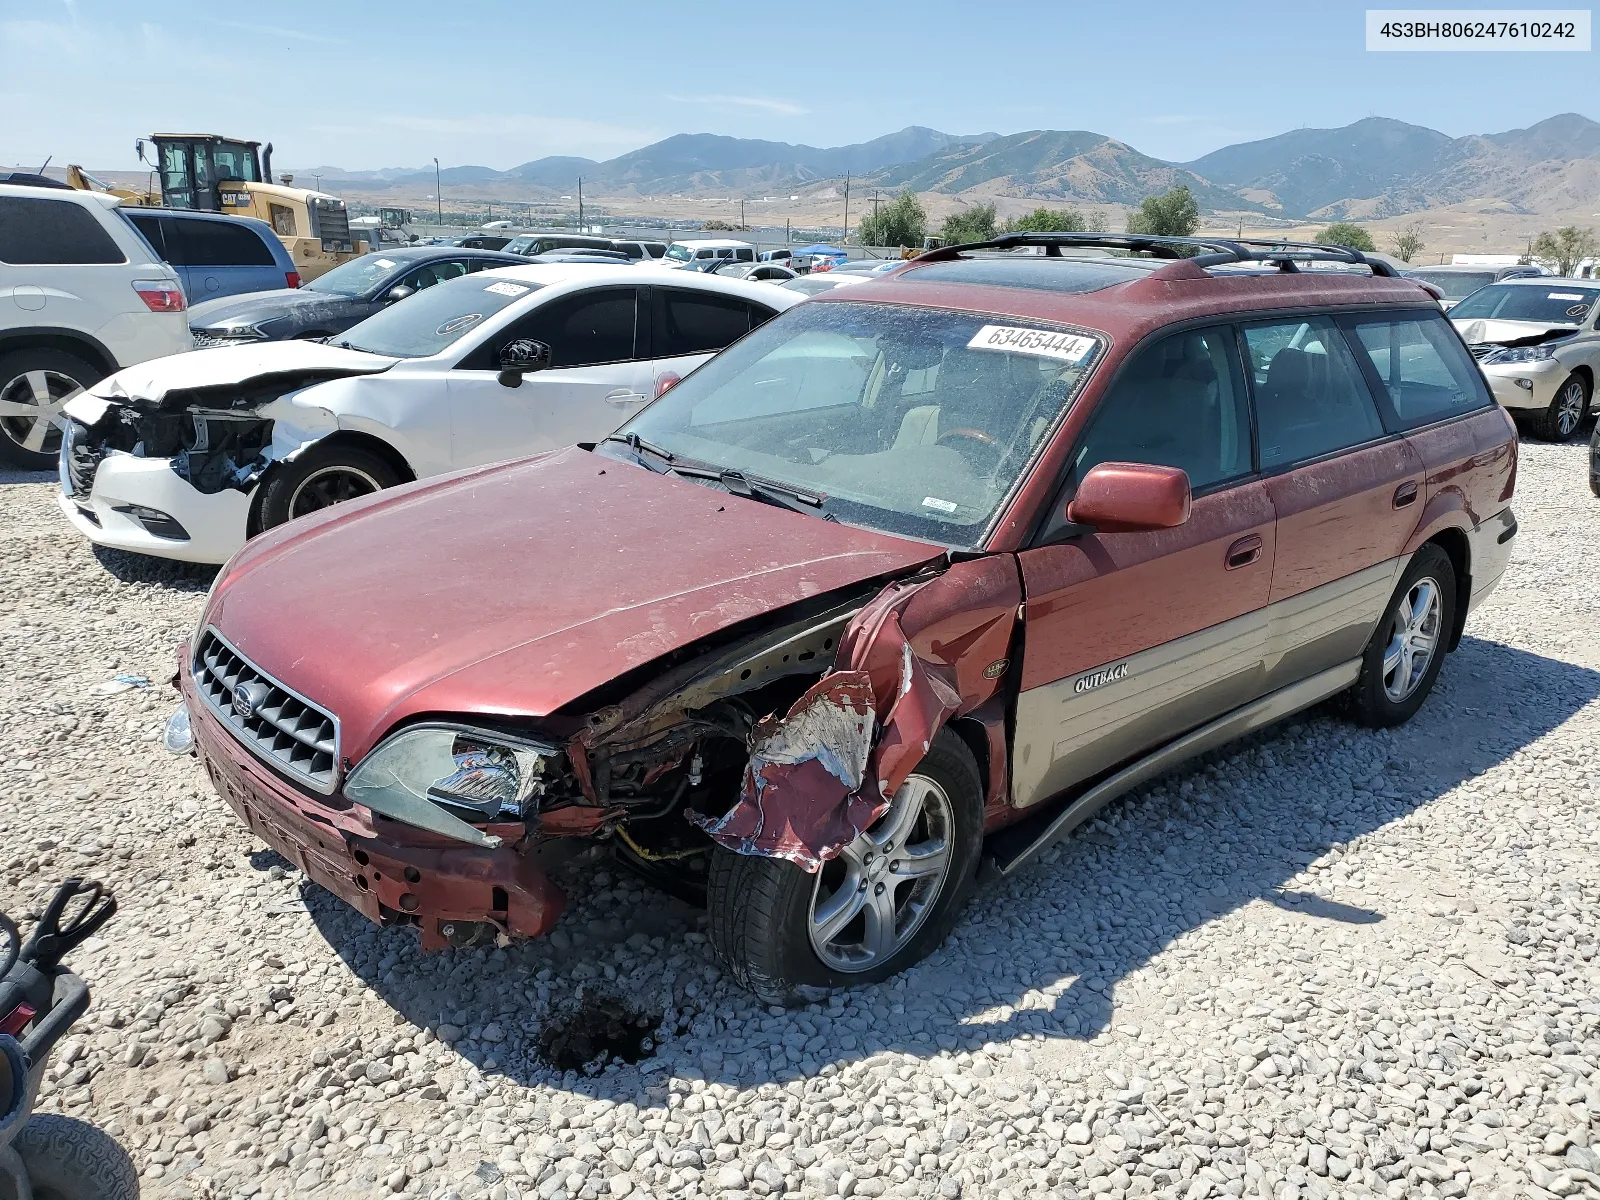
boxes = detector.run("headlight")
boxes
[1482,343,1557,365]
[344,725,557,846]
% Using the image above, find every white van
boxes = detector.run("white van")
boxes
[663,239,757,268]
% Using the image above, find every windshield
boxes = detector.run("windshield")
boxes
[1406,270,1496,300]
[1449,283,1600,324]
[618,301,1103,547]
[307,254,409,297]
[665,244,694,262]
[336,274,543,358]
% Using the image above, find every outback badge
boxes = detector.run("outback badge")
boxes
[1074,662,1129,694]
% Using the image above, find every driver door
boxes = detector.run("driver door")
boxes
[446,287,649,468]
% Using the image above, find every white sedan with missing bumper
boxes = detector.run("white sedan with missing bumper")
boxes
[57,265,798,563]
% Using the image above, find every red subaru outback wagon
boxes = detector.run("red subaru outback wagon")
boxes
[177,234,1518,1003]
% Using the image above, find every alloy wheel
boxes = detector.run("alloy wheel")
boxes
[1382,576,1442,702]
[0,369,81,458]
[286,464,383,518]
[1557,378,1586,438]
[808,773,954,972]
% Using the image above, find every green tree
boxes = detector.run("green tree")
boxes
[1391,221,1426,264]
[1317,222,1377,252]
[702,218,736,231]
[1125,185,1199,238]
[1529,225,1598,276]
[939,203,998,245]
[1084,209,1109,233]
[1002,206,1085,234]
[856,190,927,248]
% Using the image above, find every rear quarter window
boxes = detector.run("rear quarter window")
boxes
[1343,311,1493,429]
[175,218,278,267]
[0,196,126,265]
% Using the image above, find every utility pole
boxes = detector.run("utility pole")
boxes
[739,199,745,230]
[577,177,584,231]
[842,173,850,244]
[433,157,442,225]
[785,217,790,246]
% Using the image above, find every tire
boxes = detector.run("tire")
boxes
[706,728,984,1005]
[0,348,104,470]
[1347,543,1457,729]
[1589,419,1600,499]
[13,1114,139,1200]
[1532,371,1590,441]
[256,442,401,531]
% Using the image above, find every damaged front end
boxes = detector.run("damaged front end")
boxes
[66,398,281,497]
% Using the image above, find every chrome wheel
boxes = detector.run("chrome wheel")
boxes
[1382,576,1442,702]
[286,464,382,518]
[808,773,953,973]
[0,369,81,458]
[1557,377,1587,438]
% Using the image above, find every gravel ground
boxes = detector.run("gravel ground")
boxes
[2,438,1598,1200]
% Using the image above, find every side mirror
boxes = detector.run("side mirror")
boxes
[497,338,551,388]
[1066,462,1192,533]
[385,284,415,304]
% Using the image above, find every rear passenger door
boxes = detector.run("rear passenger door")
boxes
[649,286,777,391]
[1013,325,1276,809]
[1241,314,1425,691]
[171,217,282,300]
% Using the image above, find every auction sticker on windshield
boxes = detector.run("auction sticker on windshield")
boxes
[484,281,530,297]
[968,325,1097,364]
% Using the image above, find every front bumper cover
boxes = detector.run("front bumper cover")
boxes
[181,656,566,947]
[1480,359,1562,412]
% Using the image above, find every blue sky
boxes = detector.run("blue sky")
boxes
[3,0,1593,172]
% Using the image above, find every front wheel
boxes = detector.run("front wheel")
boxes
[256,442,401,531]
[1589,419,1600,499]
[1347,544,1457,728]
[14,1114,139,1200]
[1533,371,1590,441]
[0,349,103,469]
[706,729,983,1005]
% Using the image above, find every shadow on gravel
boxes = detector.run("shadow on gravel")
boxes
[276,633,1598,1101]
[90,544,218,590]
[0,468,57,486]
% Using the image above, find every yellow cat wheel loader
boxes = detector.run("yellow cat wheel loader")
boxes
[139,135,364,281]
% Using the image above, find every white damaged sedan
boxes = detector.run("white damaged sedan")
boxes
[57,264,799,563]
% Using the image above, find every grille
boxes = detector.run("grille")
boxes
[63,420,101,497]
[190,331,264,350]
[1468,344,1492,360]
[193,628,340,794]
[313,200,352,248]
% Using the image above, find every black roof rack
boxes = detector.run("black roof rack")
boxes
[913,232,1399,278]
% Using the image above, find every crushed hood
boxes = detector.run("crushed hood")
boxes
[189,288,351,326]
[87,340,396,409]
[1451,317,1579,348]
[207,447,946,763]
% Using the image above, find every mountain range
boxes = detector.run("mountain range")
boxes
[293,113,1600,220]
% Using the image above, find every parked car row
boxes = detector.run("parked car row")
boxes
[151,232,1519,1001]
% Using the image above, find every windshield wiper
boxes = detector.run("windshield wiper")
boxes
[714,469,830,517]
[600,431,677,472]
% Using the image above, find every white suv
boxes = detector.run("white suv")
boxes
[0,184,191,468]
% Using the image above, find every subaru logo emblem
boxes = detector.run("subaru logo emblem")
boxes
[232,681,268,719]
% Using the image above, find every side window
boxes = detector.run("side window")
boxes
[1242,317,1386,469]
[176,219,278,267]
[655,290,759,358]
[505,288,638,368]
[1067,326,1253,494]
[0,197,125,265]
[268,203,297,237]
[125,213,169,261]
[734,247,755,262]
[402,259,471,291]
[1344,312,1492,428]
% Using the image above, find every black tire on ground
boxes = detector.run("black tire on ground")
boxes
[1347,543,1457,729]
[256,442,402,531]
[13,1114,140,1200]
[1589,420,1600,499]
[1531,371,1590,442]
[0,348,104,470]
[706,728,984,1006]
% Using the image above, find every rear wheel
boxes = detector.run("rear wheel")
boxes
[1533,371,1589,441]
[14,1114,139,1200]
[0,349,102,469]
[1347,544,1456,728]
[706,729,983,1005]
[257,442,401,531]
[1590,418,1600,499]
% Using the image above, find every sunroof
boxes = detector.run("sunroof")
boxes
[900,255,1158,294]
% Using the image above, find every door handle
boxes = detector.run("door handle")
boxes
[605,389,649,406]
[1393,481,1419,509]
[1225,535,1262,570]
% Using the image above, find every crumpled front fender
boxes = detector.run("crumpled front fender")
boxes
[693,555,1021,870]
